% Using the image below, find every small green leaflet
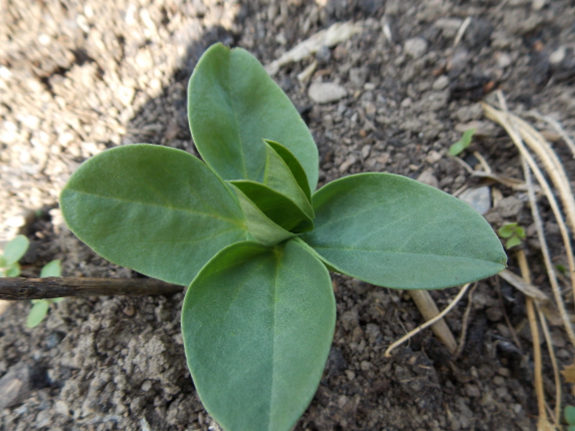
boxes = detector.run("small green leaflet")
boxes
[449,128,476,156]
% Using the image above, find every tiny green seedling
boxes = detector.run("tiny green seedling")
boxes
[0,235,63,327]
[449,128,476,156]
[565,405,575,431]
[498,222,526,249]
[60,43,506,431]
[0,234,29,277]
[27,259,63,328]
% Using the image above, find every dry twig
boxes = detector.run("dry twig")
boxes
[408,290,458,354]
[526,110,575,160]
[385,284,470,357]
[0,277,183,300]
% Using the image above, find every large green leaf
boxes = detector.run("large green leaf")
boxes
[182,240,335,431]
[60,144,248,286]
[230,185,294,246]
[301,173,507,289]
[188,43,318,192]
[231,180,313,233]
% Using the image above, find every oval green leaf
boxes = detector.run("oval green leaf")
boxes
[230,185,294,246]
[301,173,507,289]
[182,239,335,431]
[60,144,249,286]
[4,235,29,265]
[188,43,318,192]
[27,300,49,328]
[230,180,313,233]
[40,259,61,277]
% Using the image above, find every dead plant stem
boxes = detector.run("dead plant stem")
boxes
[385,284,470,357]
[0,277,183,300]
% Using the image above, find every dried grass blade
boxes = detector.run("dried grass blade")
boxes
[482,100,575,346]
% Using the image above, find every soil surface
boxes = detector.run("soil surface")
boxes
[2,0,575,430]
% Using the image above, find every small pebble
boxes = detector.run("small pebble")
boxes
[458,186,492,215]
[315,45,331,63]
[432,75,449,90]
[404,37,428,58]
[308,82,347,104]
[349,67,368,88]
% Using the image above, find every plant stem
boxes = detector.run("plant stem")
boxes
[0,277,183,300]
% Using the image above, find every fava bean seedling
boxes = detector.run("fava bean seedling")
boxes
[60,43,506,431]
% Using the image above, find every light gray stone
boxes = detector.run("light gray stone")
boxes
[459,186,492,215]
[404,38,428,58]
[497,196,524,218]
[432,75,449,90]
[308,82,347,104]
[349,67,368,88]
[0,363,33,409]
[417,168,439,188]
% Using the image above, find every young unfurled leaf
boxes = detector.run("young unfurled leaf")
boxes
[301,173,506,289]
[265,140,312,201]
[449,128,476,156]
[230,180,314,233]
[261,140,314,217]
[231,185,294,246]
[60,144,249,286]
[182,239,335,431]
[188,43,318,192]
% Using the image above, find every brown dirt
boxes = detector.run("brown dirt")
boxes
[2,0,575,430]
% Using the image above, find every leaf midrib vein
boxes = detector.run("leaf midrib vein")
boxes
[228,55,249,179]
[269,252,280,431]
[70,188,244,226]
[312,245,496,262]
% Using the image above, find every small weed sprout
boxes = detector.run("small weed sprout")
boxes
[0,234,62,327]
[27,259,63,328]
[498,222,526,249]
[449,128,476,156]
[0,234,29,277]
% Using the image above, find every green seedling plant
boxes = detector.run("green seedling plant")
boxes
[60,43,507,431]
[0,234,29,277]
[0,234,63,327]
[449,128,476,156]
[498,222,526,249]
[27,259,63,328]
